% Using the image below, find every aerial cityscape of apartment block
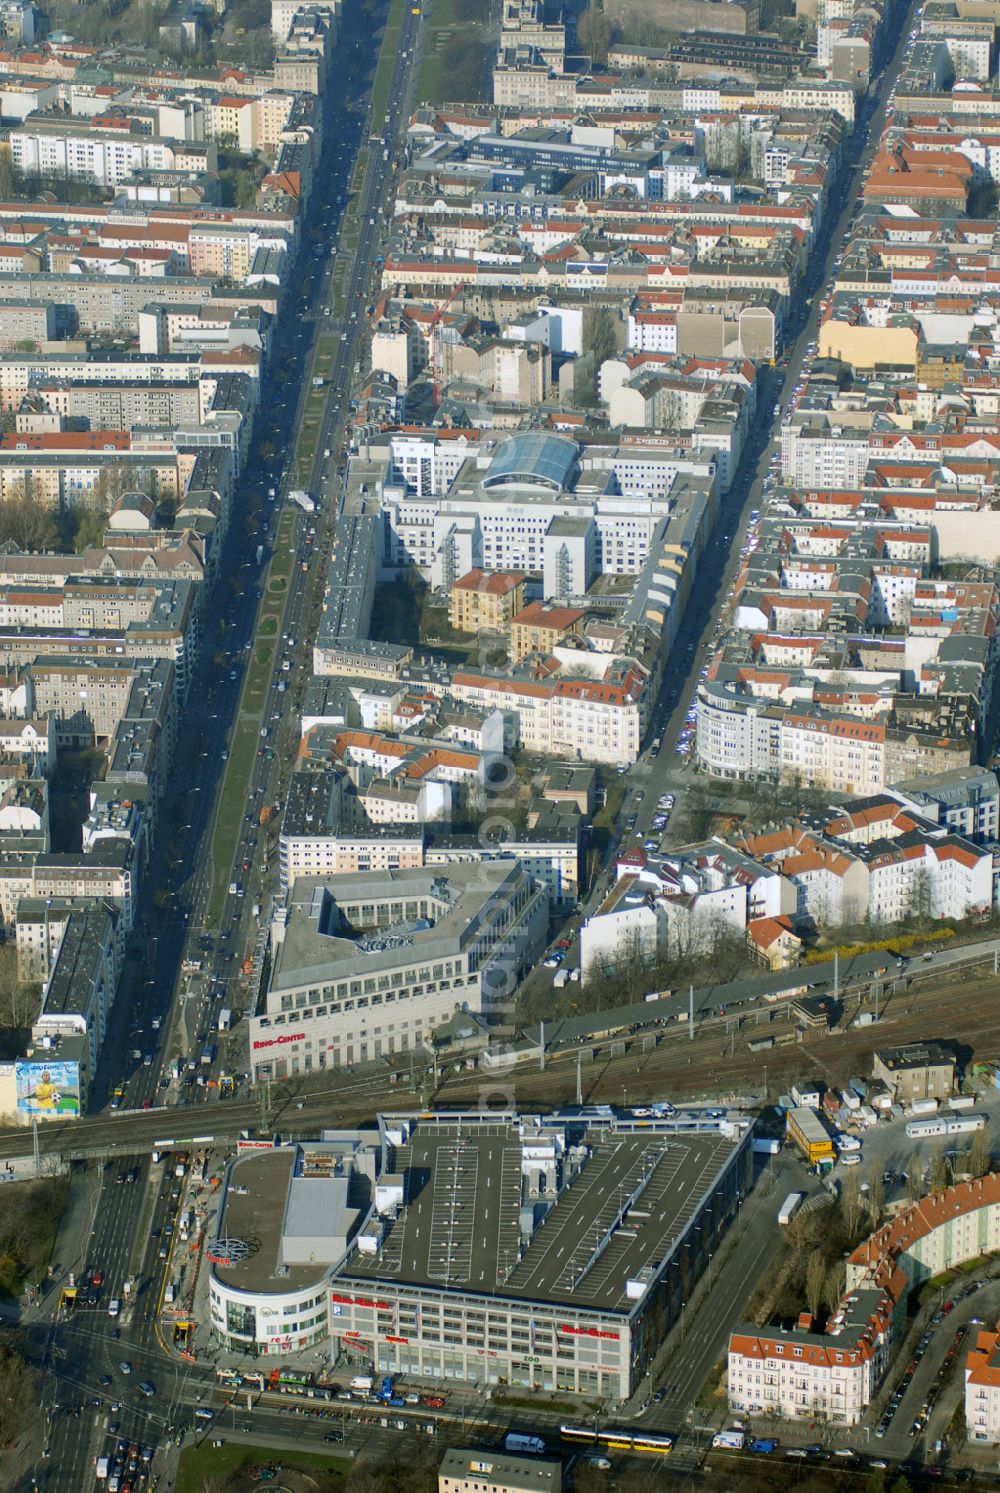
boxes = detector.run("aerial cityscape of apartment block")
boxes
[5,0,1000,1483]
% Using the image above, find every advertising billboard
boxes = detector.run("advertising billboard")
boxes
[15,1060,81,1119]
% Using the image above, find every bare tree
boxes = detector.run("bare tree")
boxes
[840,1167,865,1237]
[576,6,613,63]
[805,1247,826,1318]
[573,1465,613,1493]
[0,494,60,553]
[866,1168,885,1228]
[968,1125,992,1180]
[0,1336,34,1450]
[93,462,151,508]
[906,1155,925,1202]
[703,119,749,177]
[582,306,617,365]
[616,924,656,976]
[927,1146,951,1194]
[675,778,714,841]
[345,1462,389,1493]
[906,866,934,927]
[823,1259,844,1315]
[0,945,39,1028]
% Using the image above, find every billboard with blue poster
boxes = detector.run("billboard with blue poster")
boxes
[15,1060,81,1119]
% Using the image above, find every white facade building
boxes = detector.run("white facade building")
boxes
[731,1174,1000,1428]
[249,863,547,1078]
[11,123,177,188]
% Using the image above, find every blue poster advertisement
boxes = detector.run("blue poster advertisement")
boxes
[15,1060,81,1118]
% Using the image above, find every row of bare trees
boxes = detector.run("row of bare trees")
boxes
[0,944,38,1029]
[755,1131,993,1332]
[0,1334,34,1453]
[0,494,112,555]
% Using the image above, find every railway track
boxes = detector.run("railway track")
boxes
[427,964,1000,1112]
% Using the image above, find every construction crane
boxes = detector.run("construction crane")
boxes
[428,279,465,406]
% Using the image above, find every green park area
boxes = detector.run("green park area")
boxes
[0,1178,67,1298]
[294,383,331,489]
[416,0,490,107]
[176,1440,348,1493]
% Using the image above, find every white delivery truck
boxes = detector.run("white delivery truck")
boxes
[218,1008,232,1033]
[752,1137,780,1156]
[778,1192,804,1226]
[712,1430,746,1450]
[351,1375,374,1392]
[505,1434,546,1455]
[553,969,570,988]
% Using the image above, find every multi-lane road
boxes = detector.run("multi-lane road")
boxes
[515,0,921,1005]
[11,3,427,1488]
[9,0,958,1486]
[81,0,426,1124]
[623,0,919,845]
[149,0,429,1105]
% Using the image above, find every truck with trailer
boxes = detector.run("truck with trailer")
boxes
[778,1192,804,1226]
[786,1106,835,1169]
